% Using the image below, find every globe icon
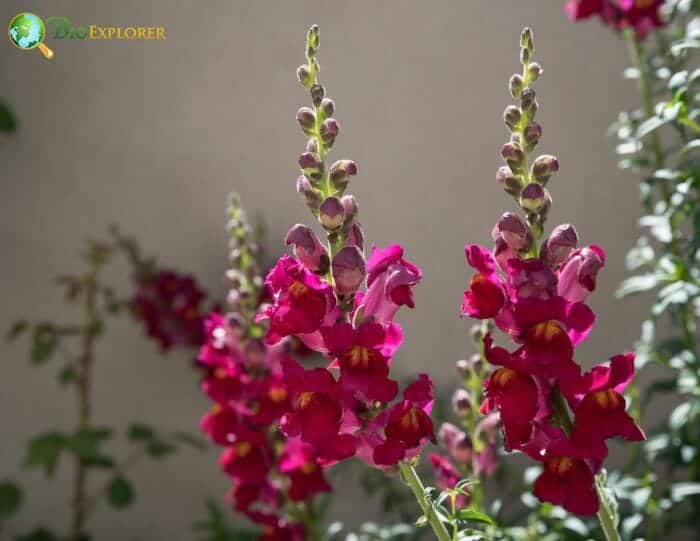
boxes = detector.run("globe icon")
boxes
[8,12,53,59]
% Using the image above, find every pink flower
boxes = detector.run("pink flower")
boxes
[279,440,332,501]
[321,321,401,402]
[533,456,599,516]
[360,245,422,323]
[461,245,506,319]
[557,246,605,303]
[258,255,336,345]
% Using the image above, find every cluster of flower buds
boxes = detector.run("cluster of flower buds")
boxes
[225,193,265,321]
[498,29,557,242]
[461,29,644,516]
[565,0,665,39]
[430,325,501,509]
[257,25,434,475]
[130,269,207,351]
[198,196,327,541]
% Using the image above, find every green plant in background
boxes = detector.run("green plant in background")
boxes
[606,1,700,538]
[1,229,208,541]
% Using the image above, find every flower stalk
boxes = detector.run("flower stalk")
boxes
[398,462,452,541]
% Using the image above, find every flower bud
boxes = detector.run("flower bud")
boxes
[225,312,246,339]
[519,182,546,212]
[345,221,364,251]
[497,212,533,252]
[520,47,531,65]
[321,98,335,117]
[497,166,522,197]
[319,197,345,230]
[296,64,312,88]
[310,84,324,107]
[522,123,542,149]
[456,359,470,378]
[298,152,323,183]
[501,142,525,173]
[509,74,524,98]
[341,195,359,224]
[520,27,534,52]
[243,338,267,369]
[452,433,474,464]
[329,159,357,193]
[306,138,319,153]
[306,24,320,54]
[296,107,316,135]
[285,224,330,274]
[542,223,578,267]
[332,245,366,296]
[520,88,537,114]
[530,154,559,185]
[438,422,461,449]
[297,175,322,211]
[503,105,522,131]
[452,389,472,416]
[528,62,542,82]
[320,118,340,145]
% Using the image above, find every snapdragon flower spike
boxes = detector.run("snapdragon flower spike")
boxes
[565,0,665,39]
[198,194,326,539]
[462,29,644,516]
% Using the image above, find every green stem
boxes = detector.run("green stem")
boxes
[69,266,99,541]
[398,462,451,541]
[596,477,621,541]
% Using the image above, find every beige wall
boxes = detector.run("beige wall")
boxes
[1,1,654,539]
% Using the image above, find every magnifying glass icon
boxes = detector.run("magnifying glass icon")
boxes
[8,12,54,60]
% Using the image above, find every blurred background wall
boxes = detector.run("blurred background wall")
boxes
[1,1,658,539]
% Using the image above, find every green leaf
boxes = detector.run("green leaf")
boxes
[67,427,113,463]
[107,477,134,509]
[616,274,660,298]
[6,321,29,342]
[24,432,66,477]
[30,324,58,364]
[0,101,16,133]
[146,440,176,459]
[455,509,494,525]
[57,366,76,386]
[127,423,155,441]
[0,480,22,518]
[172,431,207,451]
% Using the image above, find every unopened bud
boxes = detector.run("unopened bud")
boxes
[297,64,312,88]
[542,223,578,267]
[320,118,340,145]
[509,74,524,98]
[520,88,537,114]
[501,142,525,173]
[452,389,472,415]
[345,221,364,251]
[504,105,522,131]
[520,27,534,52]
[528,62,542,82]
[321,98,335,117]
[470,324,484,342]
[497,212,533,252]
[523,123,542,150]
[285,224,330,274]
[520,47,531,65]
[306,24,320,54]
[306,138,319,153]
[319,197,345,230]
[497,166,522,197]
[452,433,474,464]
[225,312,246,338]
[530,154,559,185]
[298,152,323,182]
[340,195,359,224]
[296,107,316,135]
[297,175,322,211]
[329,159,357,193]
[332,245,366,296]
[244,338,267,369]
[456,359,470,378]
[310,84,324,107]
[520,183,546,212]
